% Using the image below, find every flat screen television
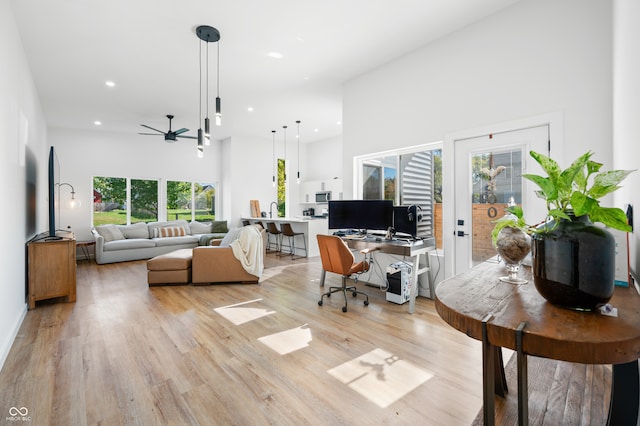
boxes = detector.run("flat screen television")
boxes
[48,146,61,239]
[328,200,393,233]
[393,205,419,239]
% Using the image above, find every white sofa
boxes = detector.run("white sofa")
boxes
[91,219,229,264]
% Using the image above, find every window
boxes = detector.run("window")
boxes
[194,183,216,221]
[277,158,285,217]
[356,144,442,240]
[93,177,127,225]
[167,180,192,221]
[131,179,158,223]
[93,177,217,226]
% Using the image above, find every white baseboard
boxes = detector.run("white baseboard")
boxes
[0,303,28,372]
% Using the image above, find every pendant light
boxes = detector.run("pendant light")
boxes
[296,120,301,184]
[282,125,287,184]
[215,41,222,126]
[272,130,276,187]
[196,25,221,154]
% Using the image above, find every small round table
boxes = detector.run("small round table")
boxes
[76,240,95,263]
[435,260,640,425]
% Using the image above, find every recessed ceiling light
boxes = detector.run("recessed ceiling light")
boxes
[337,121,342,125]
[296,36,305,43]
[94,121,102,126]
[267,52,284,59]
[105,81,115,87]
[247,107,254,112]
[314,128,319,133]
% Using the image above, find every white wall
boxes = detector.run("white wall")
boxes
[613,0,640,277]
[48,127,222,241]
[0,0,48,369]
[343,0,613,201]
[222,134,277,226]
[303,135,342,181]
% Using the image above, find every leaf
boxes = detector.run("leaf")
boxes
[586,160,602,175]
[560,151,591,193]
[522,174,557,200]
[570,191,598,216]
[589,169,635,199]
[588,206,632,232]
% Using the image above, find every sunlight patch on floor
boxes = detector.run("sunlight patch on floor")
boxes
[213,298,276,325]
[258,324,312,355]
[327,348,434,408]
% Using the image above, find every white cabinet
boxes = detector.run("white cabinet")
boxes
[300,178,343,204]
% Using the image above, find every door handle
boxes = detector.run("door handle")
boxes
[455,231,469,237]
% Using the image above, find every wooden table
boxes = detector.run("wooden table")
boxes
[435,260,640,425]
[76,240,96,263]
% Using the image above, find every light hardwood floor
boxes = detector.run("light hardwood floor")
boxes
[0,253,609,425]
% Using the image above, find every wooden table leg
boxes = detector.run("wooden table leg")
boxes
[607,360,640,425]
[516,322,528,426]
[481,313,509,426]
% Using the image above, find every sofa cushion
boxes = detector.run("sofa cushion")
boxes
[158,226,186,238]
[95,224,125,242]
[147,248,193,271]
[118,222,149,239]
[153,235,199,247]
[211,220,229,233]
[103,238,156,252]
[190,221,212,234]
[148,220,191,238]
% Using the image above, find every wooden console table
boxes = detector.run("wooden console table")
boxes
[27,233,77,310]
[435,260,640,425]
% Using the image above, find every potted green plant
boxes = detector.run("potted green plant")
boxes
[508,150,634,310]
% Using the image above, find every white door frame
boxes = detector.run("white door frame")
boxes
[441,112,564,281]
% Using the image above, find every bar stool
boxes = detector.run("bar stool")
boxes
[242,220,251,226]
[254,221,264,229]
[279,223,307,260]
[265,222,282,253]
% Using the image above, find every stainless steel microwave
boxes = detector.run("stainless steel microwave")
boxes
[315,191,331,203]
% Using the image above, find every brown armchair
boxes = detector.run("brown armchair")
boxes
[316,234,371,312]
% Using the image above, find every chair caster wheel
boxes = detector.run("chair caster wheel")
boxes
[352,291,357,297]
[326,293,331,298]
[364,300,369,306]
[342,306,347,313]
[318,300,323,306]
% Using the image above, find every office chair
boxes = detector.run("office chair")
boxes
[316,234,370,312]
[265,222,282,252]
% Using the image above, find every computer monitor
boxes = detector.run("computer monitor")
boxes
[393,205,419,238]
[328,200,393,232]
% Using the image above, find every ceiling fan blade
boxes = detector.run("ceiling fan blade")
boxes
[139,132,164,136]
[140,124,165,134]
[176,135,198,140]
[174,128,189,135]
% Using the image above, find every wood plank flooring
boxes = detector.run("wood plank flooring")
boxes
[0,253,610,425]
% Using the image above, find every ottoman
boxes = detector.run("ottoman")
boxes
[147,249,193,286]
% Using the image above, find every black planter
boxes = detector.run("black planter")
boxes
[531,214,615,310]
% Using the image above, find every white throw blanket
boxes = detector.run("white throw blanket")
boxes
[230,225,264,277]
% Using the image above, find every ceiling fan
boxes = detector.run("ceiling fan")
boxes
[139,115,196,142]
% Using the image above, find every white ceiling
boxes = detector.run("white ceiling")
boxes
[10,0,520,144]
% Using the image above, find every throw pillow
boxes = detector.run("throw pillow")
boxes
[190,221,212,234]
[95,224,125,242]
[117,222,149,239]
[219,227,243,247]
[157,226,186,238]
[211,220,229,233]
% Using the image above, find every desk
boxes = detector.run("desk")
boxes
[435,260,640,425]
[343,236,435,313]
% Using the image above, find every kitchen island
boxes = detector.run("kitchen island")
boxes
[242,217,328,257]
